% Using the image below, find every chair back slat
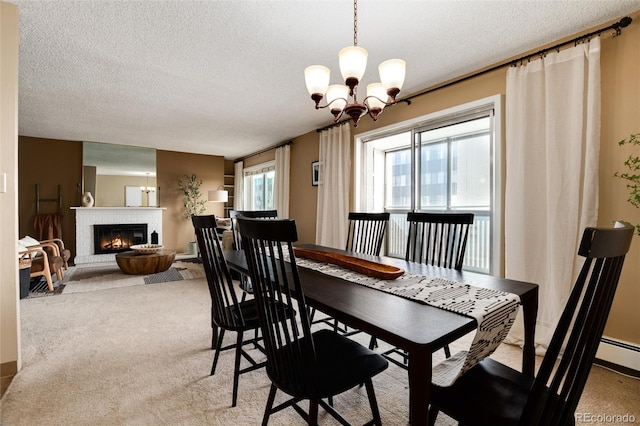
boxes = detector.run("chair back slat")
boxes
[521,225,633,426]
[345,212,390,256]
[238,217,318,390]
[405,212,474,270]
[192,215,245,329]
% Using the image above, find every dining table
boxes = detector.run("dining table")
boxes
[223,244,539,425]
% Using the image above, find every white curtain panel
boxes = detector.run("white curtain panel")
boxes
[275,145,290,218]
[316,123,351,248]
[234,160,244,211]
[504,38,601,352]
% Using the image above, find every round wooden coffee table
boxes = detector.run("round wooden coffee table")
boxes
[115,249,176,275]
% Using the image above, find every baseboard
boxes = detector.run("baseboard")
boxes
[1,360,18,397]
[595,336,640,378]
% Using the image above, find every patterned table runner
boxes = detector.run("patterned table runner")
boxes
[284,252,520,386]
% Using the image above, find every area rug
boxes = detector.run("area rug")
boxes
[24,278,66,299]
[27,261,206,297]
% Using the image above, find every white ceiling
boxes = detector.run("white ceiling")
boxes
[10,0,640,160]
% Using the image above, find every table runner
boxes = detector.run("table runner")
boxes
[283,252,520,386]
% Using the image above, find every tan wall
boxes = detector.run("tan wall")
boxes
[95,174,157,207]
[599,15,640,342]
[289,133,320,244]
[157,150,226,253]
[1,1,19,395]
[243,150,275,169]
[287,13,640,345]
[17,141,226,258]
[18,137,82,259]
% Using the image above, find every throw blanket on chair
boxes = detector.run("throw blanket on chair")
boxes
[34,213,64,240]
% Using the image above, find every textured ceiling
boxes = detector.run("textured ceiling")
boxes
[10,0,640,160]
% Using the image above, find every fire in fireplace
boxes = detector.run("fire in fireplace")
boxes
[94,224,148,254]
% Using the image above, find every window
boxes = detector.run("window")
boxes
[355,96,503,275]
[243,162,275,211]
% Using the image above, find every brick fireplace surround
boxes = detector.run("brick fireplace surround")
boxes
[72,207,165,264]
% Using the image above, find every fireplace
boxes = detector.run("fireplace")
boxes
[94,224,148,254]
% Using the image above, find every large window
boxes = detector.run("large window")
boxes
[243,162,275,211]
[355,96,502,275]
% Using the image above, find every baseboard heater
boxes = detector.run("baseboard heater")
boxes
[595,337,640,378]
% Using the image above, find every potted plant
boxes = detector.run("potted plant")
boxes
[614,133,640,235]
[178,174,207,254]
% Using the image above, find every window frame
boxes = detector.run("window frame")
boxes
[354,95,504,276]
[243,161,276,211]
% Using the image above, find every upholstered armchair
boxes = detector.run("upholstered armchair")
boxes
[38,238,70,269]
[18,236,66,292]
[19,235,70,269]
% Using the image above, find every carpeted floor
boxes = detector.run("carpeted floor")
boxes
[25,260,206,297]
[4,274,639,425]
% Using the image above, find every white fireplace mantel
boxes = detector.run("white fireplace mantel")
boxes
[72,207,165,264]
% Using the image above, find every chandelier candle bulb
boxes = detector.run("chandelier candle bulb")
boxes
[304,65,330,105]
[326,84,349,116]
[339,45,368,90]
[366,83,388,120]
[379,59,406,98]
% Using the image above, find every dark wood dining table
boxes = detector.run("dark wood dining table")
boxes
[223,244,539,425]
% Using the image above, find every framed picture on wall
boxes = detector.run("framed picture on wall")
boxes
[312,161,322,186]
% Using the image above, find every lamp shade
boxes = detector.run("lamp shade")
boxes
[366,83,388,110]
[378,59,406,91]
[208,189,228,203]
[339,46,368,82]
[326,84,349,113]
[304,65,330,96]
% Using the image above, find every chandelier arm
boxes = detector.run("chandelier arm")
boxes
[362,95,398,107]
[313,97,350,110]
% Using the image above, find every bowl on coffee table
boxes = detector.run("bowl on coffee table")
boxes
[130,244,164,255]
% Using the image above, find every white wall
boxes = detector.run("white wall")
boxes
[0,1,21,378]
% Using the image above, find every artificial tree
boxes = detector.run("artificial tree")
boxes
[178,174,207,253]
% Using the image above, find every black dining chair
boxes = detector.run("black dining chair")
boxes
[230,209,278,250]
[345,212,390,256]
[405,211,474,270]
[314,212,391,333]
[427,224,634,426]
[229,209,278,301]
[192,214,293,407]
[374,212,475,366]
[237,216,389,425]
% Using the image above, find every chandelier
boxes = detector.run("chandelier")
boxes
[140,173,155,194]
[304,0,406,127]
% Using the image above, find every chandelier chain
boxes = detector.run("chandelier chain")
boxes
[353,0,358,46]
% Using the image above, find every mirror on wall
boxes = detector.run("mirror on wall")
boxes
[83,142,157,207]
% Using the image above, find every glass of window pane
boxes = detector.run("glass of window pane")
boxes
[385,149,412,209]
[419,141,447,209]
[450,135,490,209]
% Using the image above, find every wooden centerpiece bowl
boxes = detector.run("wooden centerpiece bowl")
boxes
[293,247,404,280]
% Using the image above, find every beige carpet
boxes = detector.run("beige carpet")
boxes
[2,275,638,425]
[62,261,206,294]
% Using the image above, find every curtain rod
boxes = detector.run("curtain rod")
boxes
[315,16,632,133]
[234,140,292,163]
